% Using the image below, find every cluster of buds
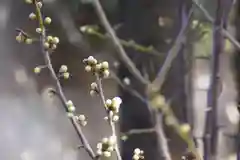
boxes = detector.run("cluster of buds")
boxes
[80,26,95,34]
[74,114,87,126]
[16,29,33,44]
[58,65,70,79]
[105,97,122,122]
[43,35,59,51]
[25,0,43,8]
[90,82,99,96]
[29,12,52,25]
[96,136,117,157]
[83,56,110,78]
[66,100,76,114]
[132,148,144,160]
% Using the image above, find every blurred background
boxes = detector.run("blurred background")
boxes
[0,0,239,160]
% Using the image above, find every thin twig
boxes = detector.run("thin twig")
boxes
[84,29,163,57]
[110,71,172,159]
[96,77,122,160]
[149,7,194,93]
[91,0,149,85]
[154,111,172,160]
[122,128,156,136]
[34,2,97,159]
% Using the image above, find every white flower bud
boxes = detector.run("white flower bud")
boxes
[97,143,102,149]
[102,137,108,144]
[112,97,122,105]
[78,114,86,121]
[51,44,57,50]
[68,106,76,112]
[106,99,112,107]
[81,121,87,126]
[90,82,97,90]
[44,17,52,25]
[103,70,110,78]
[133,154,140,160]
[96,150,102,155]
[66,100,73,107]
[85,65,92,72]
[95,64,102,71]
[36,28,42,33]
[112,115,119,122]
[36,2,42,8]
[108,136,116,145]
[90,90,96,96]
[134,148,141,155]
[101,61,109,69]
[47,36,53,42]
[29,13,36,20]
[123,77,131,85]
[59,65,68,73]
[44,42,50,49]
[103,151,111,157]
[52,37,60,44]
[80,26,87,32]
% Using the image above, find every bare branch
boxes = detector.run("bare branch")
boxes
[148,7,194,93]
[34,3,97,159]
[96,77,122,160]
[91,0,149,85]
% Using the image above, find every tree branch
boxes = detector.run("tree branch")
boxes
[91,0,149,85]
[96,76,122,160]
[34,2,97,159]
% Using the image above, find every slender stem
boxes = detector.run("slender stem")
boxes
[34,3,97,159]
[96,77,122,160]
[149,7,194,93]
[154,111,172,160]
[91,0,149,85]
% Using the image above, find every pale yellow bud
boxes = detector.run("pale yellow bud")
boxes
[63,72,70,79]
[25,38,33,44]
[180,123,191,134]
[34,67,41,74]
[52,37,60,44]
[44,42,50,49]
[44,17,52,25]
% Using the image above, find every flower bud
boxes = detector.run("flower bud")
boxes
[34,67,41,74]
[59,65,68,73]
[25,38,33,44]
[44,17,52,25]
[63,72,70,79]
[29,13,36,20]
